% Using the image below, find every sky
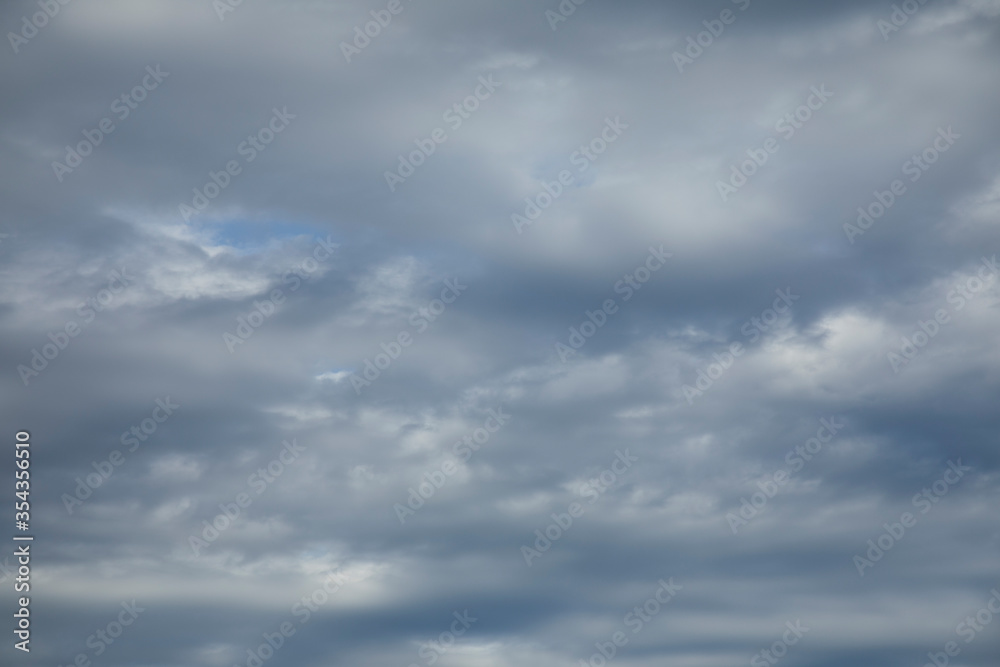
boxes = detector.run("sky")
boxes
[1,1,1000,666]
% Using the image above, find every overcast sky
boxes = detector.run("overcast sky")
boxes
[2,1,1000,666]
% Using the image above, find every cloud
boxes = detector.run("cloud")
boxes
[2,1,999,665]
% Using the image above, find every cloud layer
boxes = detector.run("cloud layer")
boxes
[1,1,999,666]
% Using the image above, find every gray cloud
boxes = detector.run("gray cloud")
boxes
[1,0,1000,666]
